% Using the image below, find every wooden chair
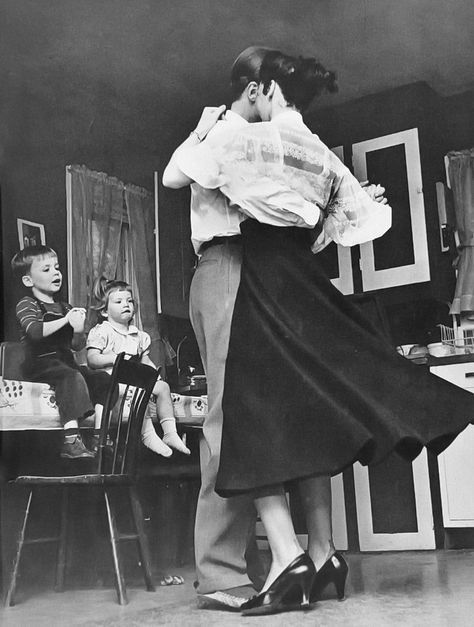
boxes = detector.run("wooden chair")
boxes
[4,353,159,606]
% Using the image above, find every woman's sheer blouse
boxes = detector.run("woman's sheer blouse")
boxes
[176,114,391,251]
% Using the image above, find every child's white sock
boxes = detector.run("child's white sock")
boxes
[141,417,172,457]
[161,418,191,455]
[63,419,79,443]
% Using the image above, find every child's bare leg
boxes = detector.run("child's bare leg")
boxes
[154,380,190,455]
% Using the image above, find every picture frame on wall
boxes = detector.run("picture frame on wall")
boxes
[17,218,46,249]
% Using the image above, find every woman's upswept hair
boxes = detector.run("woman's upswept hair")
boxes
[260,50,338,113]
[92,276,134,320]
[230,45,275,100]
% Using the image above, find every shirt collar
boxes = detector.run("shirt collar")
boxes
[271,109,304,125]
[224,110,249,126]
[104,320,139,336]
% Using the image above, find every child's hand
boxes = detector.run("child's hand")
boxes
[66,308,86,332]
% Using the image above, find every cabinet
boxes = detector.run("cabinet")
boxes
[155,173,194,318]
[311,82,457,310]
[353,128,430,291]
[328,128,430,295]
[352,451,435,550]
[431,362,474,527]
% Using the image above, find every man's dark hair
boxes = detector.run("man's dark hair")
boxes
[230,46,274,100]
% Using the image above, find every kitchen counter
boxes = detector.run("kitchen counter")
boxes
[399,352,474,367]
[426,353,474,367]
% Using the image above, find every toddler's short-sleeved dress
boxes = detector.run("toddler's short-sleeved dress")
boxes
[86,320,151,374]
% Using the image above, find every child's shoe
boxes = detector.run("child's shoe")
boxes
[61,435,95,459]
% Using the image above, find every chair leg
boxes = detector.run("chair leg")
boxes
[5,489,33,607]
[103,488,128,605]
[55,487,69,592]
[129,486,155,592]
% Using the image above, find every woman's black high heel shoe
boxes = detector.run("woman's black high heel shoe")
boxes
[310,552,348,602]
[240,553,316,616]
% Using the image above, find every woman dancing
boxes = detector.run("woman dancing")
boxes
[164,50,474,616]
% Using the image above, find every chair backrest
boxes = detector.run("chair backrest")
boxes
[97,353,159,477]
[1,342,27,380]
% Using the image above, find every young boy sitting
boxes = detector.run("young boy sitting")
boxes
[11,245,112,459]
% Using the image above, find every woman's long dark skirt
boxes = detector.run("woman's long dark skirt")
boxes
[215,220,474,496]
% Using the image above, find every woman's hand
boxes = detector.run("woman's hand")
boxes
[193,105,226,141]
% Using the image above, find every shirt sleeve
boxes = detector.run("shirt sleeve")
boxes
[322,155,392,247]
[176,123,321,228]
[139,332,151,357]
[16,297,43,340]
[86,325,108,351]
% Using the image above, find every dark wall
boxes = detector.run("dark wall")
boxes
[0,71,165,339]
[441,90,474,152]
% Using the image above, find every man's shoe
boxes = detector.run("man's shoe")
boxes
[61,436,95,459]
[197,585,256,611]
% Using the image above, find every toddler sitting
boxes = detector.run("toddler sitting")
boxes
[87,277,190,457]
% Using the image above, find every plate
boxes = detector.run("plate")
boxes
[404,354,428,364]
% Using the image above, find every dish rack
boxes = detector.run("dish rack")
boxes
[438,323,474,354]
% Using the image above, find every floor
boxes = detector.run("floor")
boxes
[1,550,473,626]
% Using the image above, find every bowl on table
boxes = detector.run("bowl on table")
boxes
[427,342,455,358]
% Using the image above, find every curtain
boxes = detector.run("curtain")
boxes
[447,149,474,314]
[68,165,166,369]
[68,164,125,325]
[125,184,166,369]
